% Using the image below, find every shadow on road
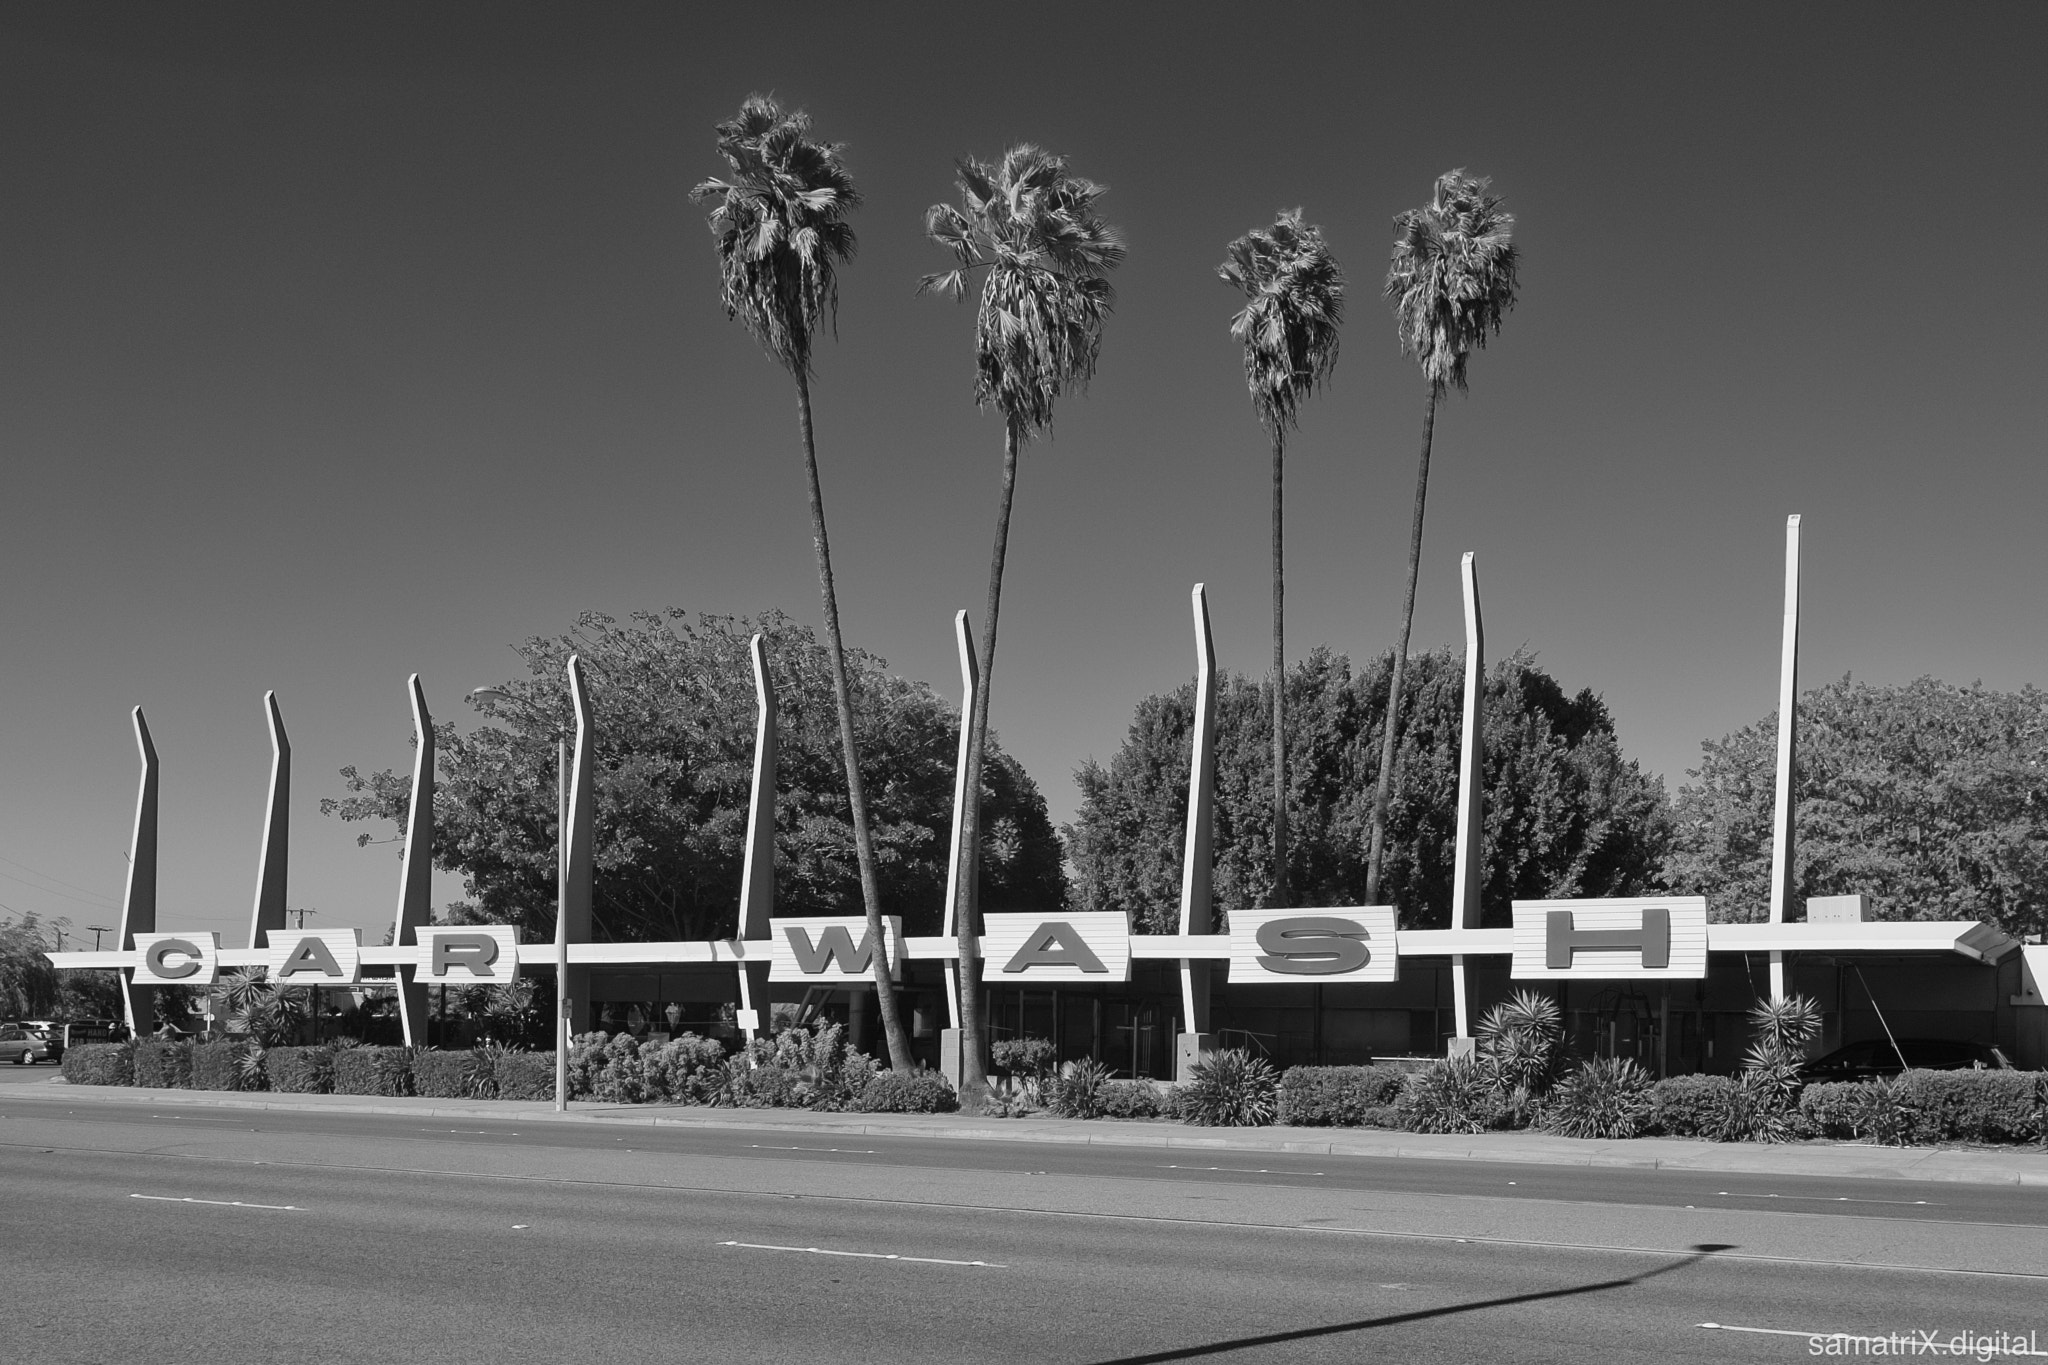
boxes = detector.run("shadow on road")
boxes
[1084,1243,1738,1364]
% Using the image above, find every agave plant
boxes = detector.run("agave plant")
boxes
[1542,1057,1656,1140]
[1050,1058,1113,1119]
[1179,1048,1279,1127]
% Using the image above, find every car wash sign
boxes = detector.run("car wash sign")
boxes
[764,917,908,983]
[1228,907,1398,982]
[127,927,523,986]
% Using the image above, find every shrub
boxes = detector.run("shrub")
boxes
[856,1069,958,1113]
[1542,1057,1657,1139]
[592,1032,651,1103]
[1797,1080,1869,1139]
[1652,1074,1739,1137]
[1179,1049,1279,1127]
[265,1045,335,1094]
[189,1039,243,1091]
[493,1051,557,1102]
[61,1042,133,1086]
[643,1033,728,1104]
[1357,1104,1403,1129]
[332,1045,415,1097]
[1047,1059,1114,1118]
[1396,1055,1504,1134]
[1476,991,1564,1118]
[1892,1069,2041,1144]
[565,1031,611,1099]
[1277,1066,1405,1127]
[991,1037,1057,1081]
[410,1049,472,1098]
[132,1039,194,1089]
[1097,1079,1165,1119]
[461,1041,527,1099]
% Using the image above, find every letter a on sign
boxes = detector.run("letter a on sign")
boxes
[980,913,1131,983]
[267,928,362,983]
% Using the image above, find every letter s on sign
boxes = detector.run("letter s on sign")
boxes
[144,938,203,980]
[1254,917,1370,975]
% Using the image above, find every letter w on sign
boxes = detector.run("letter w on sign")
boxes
[787,925,877,976]
[764,917,905,983]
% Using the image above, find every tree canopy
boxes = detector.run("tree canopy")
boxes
[1066,648,1671,932]
[1219,208,1344,433]
[324,610,1066,944]
[1666,676,2048,937]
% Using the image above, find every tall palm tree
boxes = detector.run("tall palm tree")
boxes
[1218,210,1344,909]
[692,95,913,1072]
[921,145,1124,1107]
[1364,170,1520,907]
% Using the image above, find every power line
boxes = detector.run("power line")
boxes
[0,853,120,907]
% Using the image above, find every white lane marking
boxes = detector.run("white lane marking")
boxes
[1697,1324,2046,1354]
[1159,1165,1325,1176]
[423,1129,502,1136]
[512,1224,530,1229]
[719,1240,1005,1268]
[748,1144,879,1155]
[1714,1191,1937,1206]
[131,1194,301,1211]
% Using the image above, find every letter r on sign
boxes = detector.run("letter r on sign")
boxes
[432,934,502,978]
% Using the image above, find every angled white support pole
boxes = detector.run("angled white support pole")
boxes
[561,656,597,1046]
[393,677,435,1047]
[1448,552,1485,1052]
[1176,585,1219,1081]
[736,635,778,1045]
[937,612,980,1090]
[247,693,291,952]
[1766,514,1802,1001]
[941,612,979,1028]
[118,708,160,1035]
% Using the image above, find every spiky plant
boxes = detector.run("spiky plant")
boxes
[691,96,912,1073]
[1179,1048,1279,1126]
[922,145,1124,1108]
[1218,210,1343,908]
[1543,1057,1657,1140]
[1365,170,1519,906]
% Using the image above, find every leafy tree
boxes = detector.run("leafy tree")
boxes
[690,97,910,1071]
[1218,209,1344,908]
[324,609,1066,948]
[1666,676,2048,938]
[1066,647,1668,932]
[1,914,59,1017]
[1366,171,1520,905]
[921,145,1124,1106]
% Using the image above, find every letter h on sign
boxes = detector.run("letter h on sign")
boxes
[1547,908,1669,970]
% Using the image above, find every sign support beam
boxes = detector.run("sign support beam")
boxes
[1767,515,1802,1001]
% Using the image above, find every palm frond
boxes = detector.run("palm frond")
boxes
[1384,169,1520,396]
[920,144,1125,436]
[691,93,862,379]
[1218,208,1344,432]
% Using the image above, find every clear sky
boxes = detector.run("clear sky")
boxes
[4,2,2044,946]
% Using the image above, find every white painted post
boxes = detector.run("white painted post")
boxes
[1766,515,1801,1001]
[1448,552,1485,1049]
[117,709,159,1035]
[1176,585,1219,1080]
[247,693,291,952]
[938,612,979,1088]
[736,636,778,1047]
[393,676,435,1047]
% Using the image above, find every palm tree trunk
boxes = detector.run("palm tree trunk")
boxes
[953,415,1022,1112]
[1366,386,1437,907]
[1270,425,1289,909]
[794,371,912,1072]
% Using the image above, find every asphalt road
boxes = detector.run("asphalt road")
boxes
[4,1095,2044,1365]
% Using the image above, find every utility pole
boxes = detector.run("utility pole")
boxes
[86,925,110,950]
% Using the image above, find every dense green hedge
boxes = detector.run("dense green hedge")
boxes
[1650,1074,1740,1138]
[132,1038,193,1089]
[61,1042,133,1086]
[1800,1071,2044,1145]
[855,1070,957,1113]
[332,1045,414,1097]
[265,1046,335,1094]
[493,1052,556,1101]
[1277,1066,1406,1126]
[189,1039,242,1091]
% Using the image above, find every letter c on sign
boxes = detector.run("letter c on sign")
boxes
[145,938,203,980]
[432,934,501,978]
[1254,917,1371,976]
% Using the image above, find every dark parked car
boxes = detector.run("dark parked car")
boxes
[1800,1037,2012,1083]
[0,1023,61,1066]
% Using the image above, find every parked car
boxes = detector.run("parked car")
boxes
[60,1020,126,1048]
[0,1023,61,1066]
[1800,1037,2012,1082]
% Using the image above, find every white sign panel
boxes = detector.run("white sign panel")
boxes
[265,928,362,984]
[1228,907,1398,983]
[1511,897,1708,980]
[981,913,1132,983]
[133,932,220,986]
[418,926,521,983]
[764,917,905,983]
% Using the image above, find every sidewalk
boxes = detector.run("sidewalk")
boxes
[9,1075,2046,1187]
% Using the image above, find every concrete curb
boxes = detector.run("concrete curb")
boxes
[9,1077,2046,1187]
